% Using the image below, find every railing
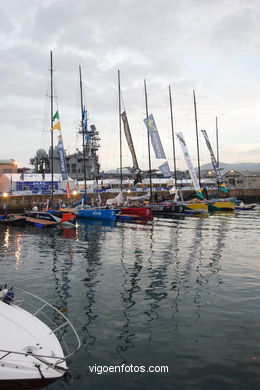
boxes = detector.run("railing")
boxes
[0,286,81,369]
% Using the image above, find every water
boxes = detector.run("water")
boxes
[1,208,260,390]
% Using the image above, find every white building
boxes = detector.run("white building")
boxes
[0,173,74,194]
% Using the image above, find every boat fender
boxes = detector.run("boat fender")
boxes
[3,287,14,305]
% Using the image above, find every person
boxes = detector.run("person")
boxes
[202,187,209,200]
[32,202,39,211]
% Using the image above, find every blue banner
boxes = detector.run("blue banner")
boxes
[82,105,89,144]
[57,135,68,180]
[159,161,171,177]
[143,114,166,159]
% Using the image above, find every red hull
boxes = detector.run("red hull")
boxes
[121,207,152,219]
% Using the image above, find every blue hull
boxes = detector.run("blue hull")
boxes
[77,208,117,221]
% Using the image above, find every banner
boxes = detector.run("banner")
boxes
[176,131,203,199]
[159,161,171,177]
[57,135,68,181]
[143,114,166,159]
[121,111,139,170]
[82,106,89,144]
[201,130,228,193]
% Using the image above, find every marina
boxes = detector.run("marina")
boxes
[0,206,260,389]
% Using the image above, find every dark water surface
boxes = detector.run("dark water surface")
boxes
[1,208,260,390]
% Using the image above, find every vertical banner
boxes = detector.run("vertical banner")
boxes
[201,130,228,193]
[176,131,203,199]
[57,135,68,181]
[121,111,139,170]
[159,161,171,177]
[143,114,166,159]
[82,106,89,144]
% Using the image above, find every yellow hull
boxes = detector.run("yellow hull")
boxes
[207,201,235,211]
[184,201,208,213]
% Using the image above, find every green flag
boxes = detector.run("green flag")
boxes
[52,111,59,121]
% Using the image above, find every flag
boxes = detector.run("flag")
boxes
[201,130,228,193]
[82,106,89,144]
[52,111,60,121]
[143,114,166,159]
[176,131,204,199]
[52,110,61,131]
[66,182,71,199]
[121,111,139,170]
[159,161,171,177]
[57,135,68,180]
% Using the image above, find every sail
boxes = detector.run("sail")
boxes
[57,134,68,181]
[176,131,203,199]
[121,111,139,171]
[201,130,228,193]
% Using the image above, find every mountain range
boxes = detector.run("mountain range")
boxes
[200,162,260,171]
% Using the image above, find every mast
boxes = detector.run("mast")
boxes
[193,90,201,186]
[79,65,87,202]
[169,85,177,188]
[216,116,219,167]
[118,70,123,191]
[50,51,54,206]
[144,79,152,201]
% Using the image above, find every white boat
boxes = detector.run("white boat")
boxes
[0,286,80,389]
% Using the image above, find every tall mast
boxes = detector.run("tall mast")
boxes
[169,85,177,188]
[50,51,54,206]
[118,70,123,191]
[144,79,152,201]
[193,89,201,186]
[216,116,219,167]
[79,65,87,202]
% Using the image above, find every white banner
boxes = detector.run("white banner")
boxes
[176,131,203,198]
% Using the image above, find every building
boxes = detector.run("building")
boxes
[223,169,260,189]
[0,173,74,194]
[0,159,18,175]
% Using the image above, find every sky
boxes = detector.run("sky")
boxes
[1,0,260,172]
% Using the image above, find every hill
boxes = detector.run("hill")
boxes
[200,162,260,171]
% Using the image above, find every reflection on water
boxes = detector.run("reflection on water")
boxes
[0,208,260,389]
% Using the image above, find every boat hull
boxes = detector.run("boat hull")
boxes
[120,207,152,219]
[183,201,208,214]
[76,208,117,221]
[146,203,184,215]
[207,200,235,211]
[0,376,61,390]
[0,215,27,227]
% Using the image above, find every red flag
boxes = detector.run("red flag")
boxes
[66,182,71,199]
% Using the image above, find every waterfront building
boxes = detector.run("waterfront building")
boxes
[0,159,18,175]
[0,173,74,194]
[223,169,260,189]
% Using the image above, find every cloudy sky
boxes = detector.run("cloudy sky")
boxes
[1,0,260,172]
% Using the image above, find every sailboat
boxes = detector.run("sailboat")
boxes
[176,131,208,214]
[191,90,234,212]
[166,86,208,215]
[25,52,76,227]
[107,71,152,221]
[74,66,117,221]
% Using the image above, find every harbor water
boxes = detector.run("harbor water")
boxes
[1,208,260,390]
